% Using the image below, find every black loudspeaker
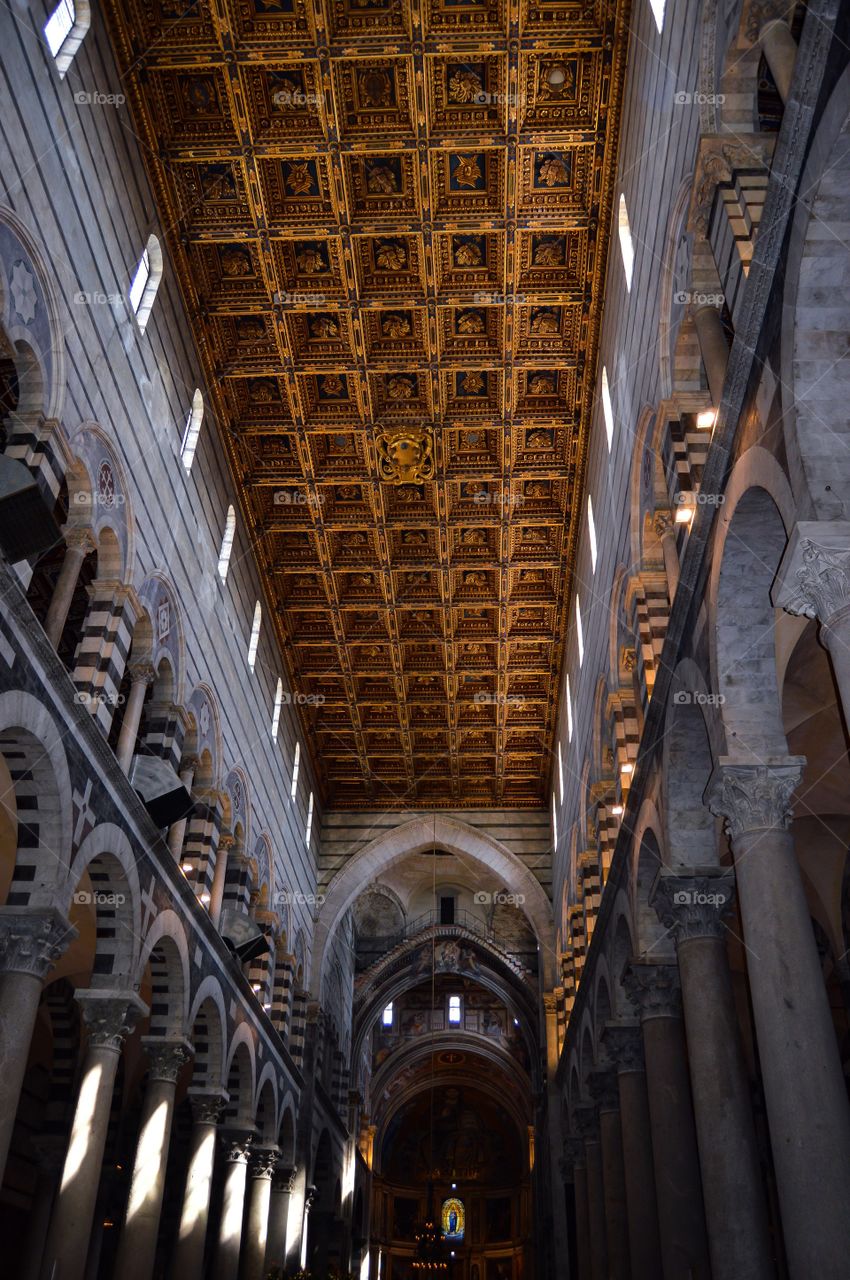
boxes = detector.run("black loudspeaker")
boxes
[129,753,193,828]
[219,907,271,965]
[0,456,63,561]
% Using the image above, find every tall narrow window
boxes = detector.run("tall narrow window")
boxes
[649,0,665,32]
[558,742,565,804]
[129,234,163,333]
[601,367,614,452]
[271,678,283,741]
[566,674,574,742]
[587,493,598,572]
[305,792,314,847]
[44,0,89,75]
[217,505,236,581]
[448,995,462,1026]
[382,1002,394,1028]
[575,595,584,667]
[247,600,262,672]
[181,389,204,472]
[290,741,301,800]
[618,195,634,291]
[552,792,559,849]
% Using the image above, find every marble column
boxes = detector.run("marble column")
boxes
[113,1038,193,1280]
[41,989,148,1280]
[171,1089,228,1280]
[240,1147,278,1280]
[209,834,234,927]
[653,510,680,598]
[115,663,156,773]
[566,1139,592,1280]
[168,757,198,860]
[44,528,93,648]
[588,1069,630,1280]
[265,1166,295,1275]
[212,1131,254,1280]
[759,19,797,102]
[21,1136,66,1280]
[707,760,850,1278]
[601,1022,662,1280]
[773,523,850,736]
[693,305,729,405]
[0,906,75,1185]
[623,960,711,1280]
[575,1106,608,1280]
[653,870,775,1280]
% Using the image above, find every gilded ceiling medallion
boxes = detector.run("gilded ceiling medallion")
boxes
[376,425,435,485]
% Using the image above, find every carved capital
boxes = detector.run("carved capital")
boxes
[76,989,148,1052]
[652,870,736,942]
[0,907,76,979]
[742,0,795,43]
[600,1021,644,1074]
[622,960,682,1021]
[653,509,673,538]
[189,1088,228,1125]
[572,1103,599,1143]
[562,1137,586,1169]
[250,1146,280,1179]
[773,522,850,628]
[688,134,776,235]
[127,662,157,687]
[304,1183,318,1209]
[63,526,96,554]
[142,1036,193,1083]
[273,1165,297,1193]
[705,759,804,839]
[222,1131,254,1163]
[586,1066,620,1113]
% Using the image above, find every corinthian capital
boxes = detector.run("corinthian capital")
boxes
[189,1087,228,1125]
[705,759,804,839]
[772,522,850,626]
[142,1036,193,1083]
[223,1131,255,1163]
[622,960,682,1021]
[76,989,149,1051]
[652,870,736,942]
[250,1147,280,1179]
[0,907,76,979]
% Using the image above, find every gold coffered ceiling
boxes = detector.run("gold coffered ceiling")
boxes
[105,0,630,808]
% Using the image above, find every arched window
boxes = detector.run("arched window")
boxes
[247,600,262,672]
[305,791,314,847]
[382,1002,394,1028]
[290,741,301,800]
[217,505,236,581]
[649,0,665,32]
[601,366,614,451]
[552,792,559,849]
[129,234,163,333]
[587,493,598,572]
[44,0,89,76]
[618,194,635,291]
[181,389,204,472]
[566,674,574,742]
[448,994,462,1026]
[558,742,565,803]
[271,678,283,741]
[575,594,584,666]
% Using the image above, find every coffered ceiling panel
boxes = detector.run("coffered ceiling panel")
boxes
[105,0,630,808]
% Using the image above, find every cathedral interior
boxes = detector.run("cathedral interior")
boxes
[1,0,850,1276]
